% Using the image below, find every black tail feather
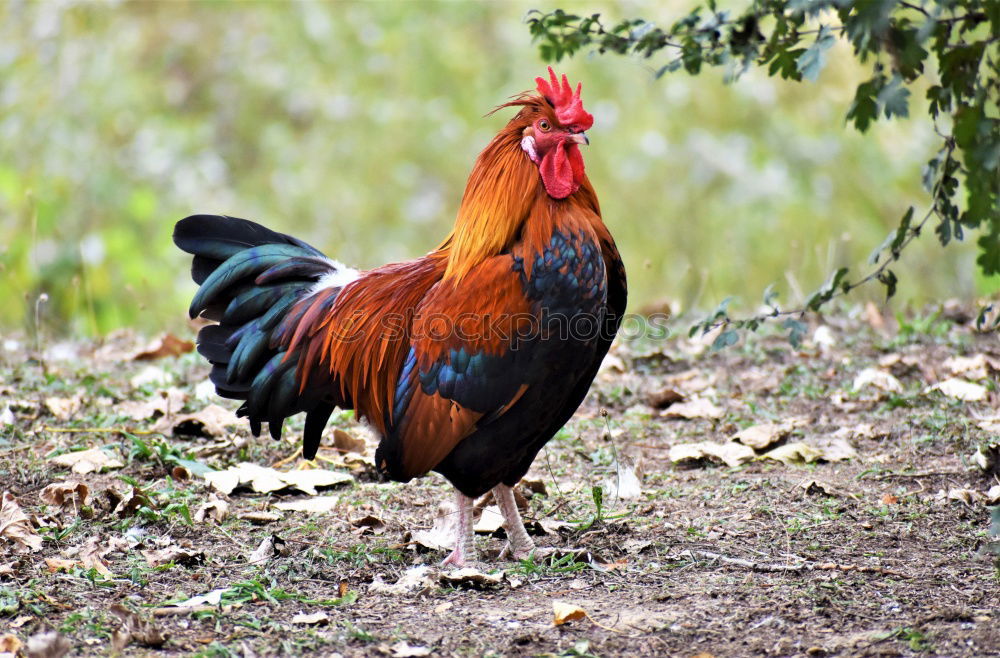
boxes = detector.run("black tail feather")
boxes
[174,214,349,450]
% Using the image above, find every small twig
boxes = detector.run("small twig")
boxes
[679,549,909,578]
[151,604,236,617]
[42,426,159,436]
[872,470,965,480]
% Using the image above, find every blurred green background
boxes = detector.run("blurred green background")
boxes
[0,1,992,337]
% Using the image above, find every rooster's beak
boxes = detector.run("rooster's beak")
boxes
[567,132,589,146]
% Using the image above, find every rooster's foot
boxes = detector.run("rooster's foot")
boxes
[441,547,478,568]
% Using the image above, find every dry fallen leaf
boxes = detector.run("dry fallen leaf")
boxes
[760,442,824,465]
[79,536,114,576]
[438,567,503,588]
[730,423,791,450]
[411,502,459,552]
[141,546,203,567]
[812,325,836,350]
[878,352,922,374]
[132,333,194,361]
[598,353,625,374]
[986,485,1000,505]
[171,588,229,608]
[942,353,999,380]
[519,477,547,497]
[117,387,188,422]
[49,447,124,474]
[369,565,435,595]
[44,395,82,421]
[660,397,723,420]
[831,423,884,441]
[0,492,43,553]
[622,539,653,555]
[552,601,587,626]
[24,630,70,658]
[248,535,288,564]
[390,641,432,657]
[273,496,340,514]
[239,511,282,525]
[204,463,353,496]
[977,417,1000,433]
[944,488,981,505]
[0,634,22,655]
[109,603,168,652]
[193,494,230,524]
[971,443,999,473]
[351,514,386,535]
[40,482,90,511]
[8,616,31,630]
[813,437,858,462]
[646,387,685,409]
[853,368,902,393]
[799,480,838,497]
[157,404,240,438]
[131,365,172,388]
[111,486,153,518]
[930,378,987,402]
[664,368,715,394]
[606,457,642,500]
[332,428,366,454]
[44,557,80,573]
[669,441,755,468]
[473,506,505,534]
[291,611,330,625]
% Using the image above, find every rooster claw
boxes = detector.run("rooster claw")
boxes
[441,548,478,569]
[498,541,545,562]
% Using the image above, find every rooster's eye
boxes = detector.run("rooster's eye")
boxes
[538,119,551,132]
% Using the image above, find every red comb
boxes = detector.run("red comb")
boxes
[535,66,593,131]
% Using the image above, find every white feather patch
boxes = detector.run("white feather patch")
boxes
[520,135,539,163]
[310,260,360,295]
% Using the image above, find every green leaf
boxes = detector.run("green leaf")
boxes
[926,85,951,120]
[935,217,952,246]
[891,206,914,256]
[877,269,898,300]
[768,48,804,80]
[846,76,883,132]
[877,75,909,119]
[922,149,944,193]
[591,485,604,520]
[829,266,850,292]
[762,284,779,309]
[783,319,807,348]
[888,26,927,81]
[711,329,738,351]
[796,25,836,82]
[176,458,214,477]
[976,230,1000,276]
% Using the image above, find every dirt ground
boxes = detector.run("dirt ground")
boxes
[1,305,998,657]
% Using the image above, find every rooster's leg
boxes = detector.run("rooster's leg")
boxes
[493,484,535,560]
[441,490,476,567]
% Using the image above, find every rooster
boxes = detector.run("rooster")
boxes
[174,68,626,566]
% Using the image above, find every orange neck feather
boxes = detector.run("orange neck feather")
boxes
[439,124,538,282]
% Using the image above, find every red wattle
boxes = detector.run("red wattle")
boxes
[539,143,581,199]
